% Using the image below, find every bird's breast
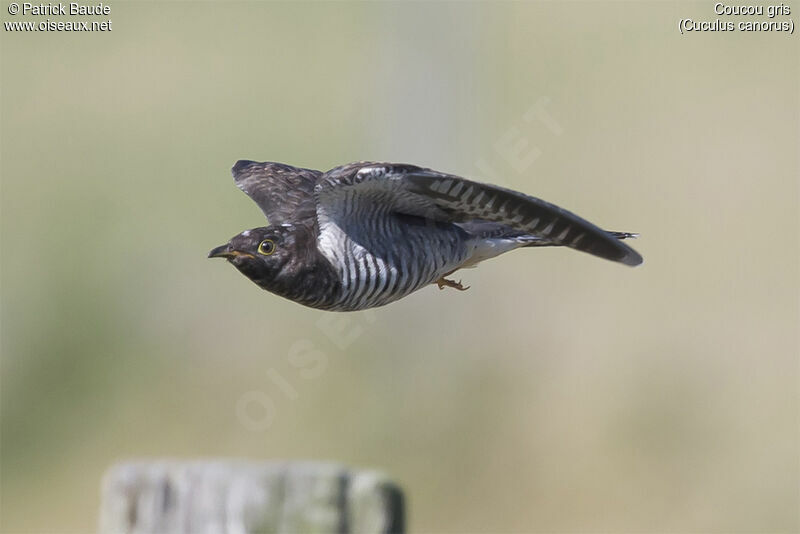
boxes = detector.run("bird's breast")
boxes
[316,216,470,311]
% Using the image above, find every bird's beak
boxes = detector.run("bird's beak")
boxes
[208,244,235,259]
[208,244,256,259]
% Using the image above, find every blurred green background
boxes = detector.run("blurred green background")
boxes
[1,2,798,532]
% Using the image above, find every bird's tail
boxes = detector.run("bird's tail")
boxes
[460,230,640,270]
[522,230,639,247]
[607,231,638,240]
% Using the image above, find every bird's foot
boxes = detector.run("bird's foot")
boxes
[436,277,470,291]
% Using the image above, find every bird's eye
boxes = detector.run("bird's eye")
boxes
[258,239,276,256]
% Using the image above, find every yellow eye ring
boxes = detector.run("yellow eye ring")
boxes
[258,239,276,256]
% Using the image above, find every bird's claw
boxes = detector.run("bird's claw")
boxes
[436,277,470,291]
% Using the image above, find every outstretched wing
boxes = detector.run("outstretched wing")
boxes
[316,162,643,266]
[232,160,322,225]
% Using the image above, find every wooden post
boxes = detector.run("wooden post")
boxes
[99,460,405,534]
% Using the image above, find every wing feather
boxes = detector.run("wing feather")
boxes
[232,160,321,225]
[317,163,643,266]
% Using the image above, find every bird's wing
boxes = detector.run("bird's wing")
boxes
[232,160,322,225]
[316,162,643,266]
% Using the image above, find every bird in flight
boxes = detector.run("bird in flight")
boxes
[209,161,642,311]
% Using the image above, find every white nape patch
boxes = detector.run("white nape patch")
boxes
[242,230,251,236]
[356,166,380,178]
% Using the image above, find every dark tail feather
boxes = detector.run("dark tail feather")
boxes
[608,231,639,240]
[524,230,640,250]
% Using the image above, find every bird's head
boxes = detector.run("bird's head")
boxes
[208,225,301,288]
